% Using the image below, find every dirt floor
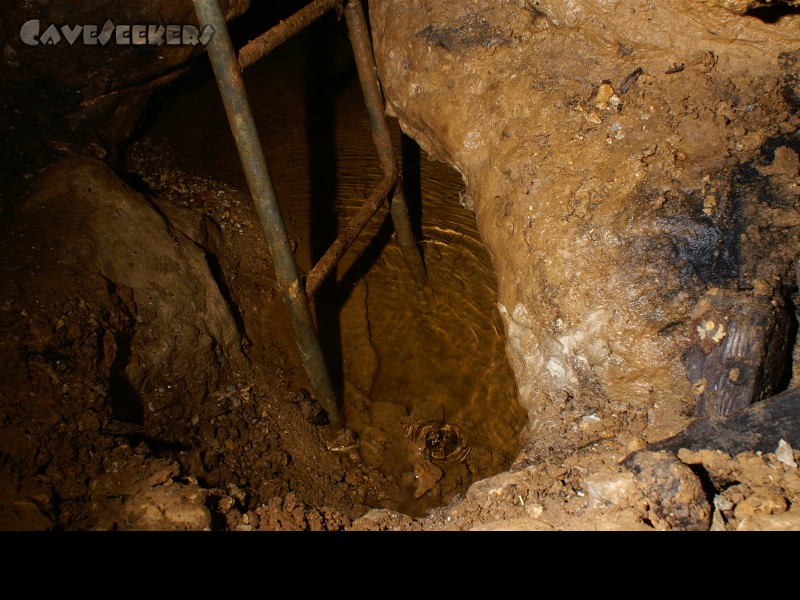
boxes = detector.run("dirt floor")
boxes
[1,1,800,532]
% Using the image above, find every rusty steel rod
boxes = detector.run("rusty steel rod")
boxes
[238,0,344,71]
[192,0,343,430]
[343,0,427,287]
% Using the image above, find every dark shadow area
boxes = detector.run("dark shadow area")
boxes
[121,0,312,179]
[306,13,348,398]
[759,132,800,165]
[115,169,157,197]
[97,277,145,425]
[745,4,800,23]
[337,213,394,306]
[109,330,144,425]
[401,131,425,245]
[125,57,216,154]
[203,249,250,343]
[687,463,721,508]
[775,286,798,394]
[116,432,192,455]
[226,0,313,46]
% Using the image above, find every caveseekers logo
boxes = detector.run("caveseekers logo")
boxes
[20,19,214,46]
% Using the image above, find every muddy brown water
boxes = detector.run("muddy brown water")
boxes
[144,13,527,516]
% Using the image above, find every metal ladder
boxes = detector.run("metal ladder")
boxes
[192,0,427,429]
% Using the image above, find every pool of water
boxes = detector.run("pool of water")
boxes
[145,12,527,516]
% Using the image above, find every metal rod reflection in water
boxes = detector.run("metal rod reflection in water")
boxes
[344,0,428,288]
[303,0,433,296]
[192,0,343,429]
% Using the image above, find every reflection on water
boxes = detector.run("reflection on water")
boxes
[147,13,526,516]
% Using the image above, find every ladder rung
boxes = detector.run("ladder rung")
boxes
[238,0,344,71]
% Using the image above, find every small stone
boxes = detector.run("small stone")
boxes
[217,495,235,514]
[413,459,442,499]
[585,470,638,509]
[775,439,798,468]
[715,495,734,512]
[627,450,712,531]
[525,503,544,518]
[586,111,602,124]
[595,82,615,109]
[734,491,787,520]
[578,414,601,430]
[626,437,647,452]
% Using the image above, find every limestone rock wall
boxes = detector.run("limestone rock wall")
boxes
[369,0,800,458]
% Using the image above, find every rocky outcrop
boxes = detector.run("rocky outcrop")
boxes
[2,155,246,422]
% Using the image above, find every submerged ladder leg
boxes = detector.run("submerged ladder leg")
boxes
[192,0,343,430]
[344,0,427,287]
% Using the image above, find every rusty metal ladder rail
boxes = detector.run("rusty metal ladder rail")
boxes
[191,0,427,430]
